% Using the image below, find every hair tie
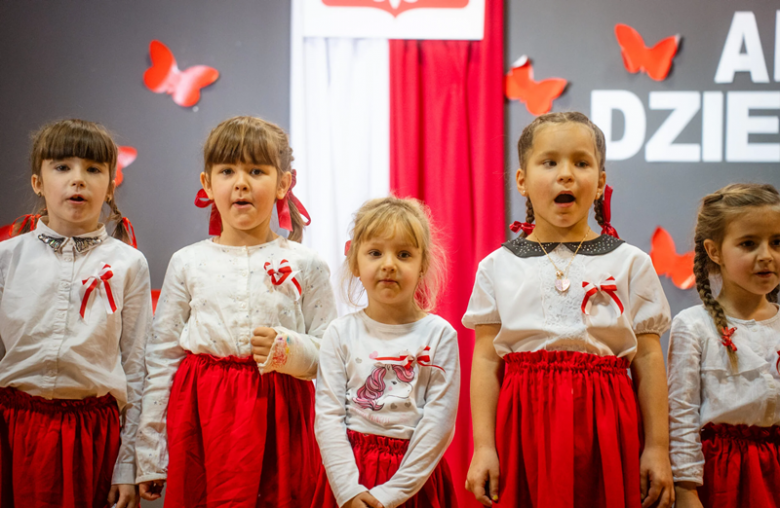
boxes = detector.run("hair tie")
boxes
[11,214,42,236]
[276,170,311,232]
[720,326,738,353]
[509,221,535,236]
[344,240,351,256]
[194,189,222,236]
[600,185,620,238]
[121,217,138,248]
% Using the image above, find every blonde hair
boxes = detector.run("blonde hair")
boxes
[694,183,780,355]
[202,116,305,242]
[17,119,133,245]
[344,196,446,312]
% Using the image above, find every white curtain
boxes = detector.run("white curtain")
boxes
[290,0,390,315]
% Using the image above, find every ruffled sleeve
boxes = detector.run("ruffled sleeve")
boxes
[628,253,671,336]
[462,256,500,329]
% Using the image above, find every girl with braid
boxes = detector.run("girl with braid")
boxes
[464,112,674,508]
[668,183,780,508]
[0,119,150,508]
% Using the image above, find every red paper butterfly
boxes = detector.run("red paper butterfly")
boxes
[114,146,138,187]
[505,56,567,116]
[615,24,680,81]
[649,227,695,290]
[143,40,220,107]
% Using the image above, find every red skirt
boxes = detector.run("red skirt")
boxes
[311,430,458,508]
[495,350,642,508]
[165,353,320,508]
[698,423,780,508]
[0,386,121,508]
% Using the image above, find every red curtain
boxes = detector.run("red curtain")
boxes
[389,1,505,506]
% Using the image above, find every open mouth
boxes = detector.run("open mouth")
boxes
[233,200,252,206]
[554,193,575,204]
[69,195,86,202]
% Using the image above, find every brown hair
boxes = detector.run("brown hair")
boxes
[694,183,780,354]
[202,116,305,242]
[515,111,609,237]
[17,119,133,244]
[343,196,446,313]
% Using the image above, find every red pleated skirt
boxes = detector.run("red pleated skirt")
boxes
[165,353,320,508]
[0,386,121,508]
[698,423,780,508]
[311,430,458,508]
[495,350,642,508]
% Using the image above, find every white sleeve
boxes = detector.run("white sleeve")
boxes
[462,257,500,329]
[111,256,153,485]
[629,253,672,336]
[370,326,461,508]
[135,253,190,483]
[314,325,368,507]
[667,315,705,485]
[260,254,337,380]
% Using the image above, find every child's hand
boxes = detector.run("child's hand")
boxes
[251,327,277,364]
[107,483,139,508]
[465,447,500,507]
[138,479,165,501]
[344,491,384,508]
[639,446,674,508]
[673,482,703,508]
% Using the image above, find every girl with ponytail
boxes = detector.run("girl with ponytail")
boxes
[136,116,336,508]
[668,183,780,508]
[0,119,151,508]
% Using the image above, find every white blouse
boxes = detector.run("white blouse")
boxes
[463,235,671,362]
[667,304,780,485]
[315,311,459,508]
[0,221,152,485]
[135,237,337,483]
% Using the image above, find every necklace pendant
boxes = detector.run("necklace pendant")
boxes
[555,278,571,292]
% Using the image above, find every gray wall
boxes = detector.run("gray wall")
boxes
[0,0,291,289]
[506,0,780,352]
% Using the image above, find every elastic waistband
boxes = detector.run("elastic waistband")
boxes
[504,350,630,373]
[0,387,117,414]
[702,423,780,443]
[347,429,410,455]
[185,352,256,368]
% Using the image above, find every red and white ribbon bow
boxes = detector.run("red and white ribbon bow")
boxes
[264,258,302,300]
[581,276,624,316]
[80,263,117,319]
[276,170,311,232]
[370,345,445,372]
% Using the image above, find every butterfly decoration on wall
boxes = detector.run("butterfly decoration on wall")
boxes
[649,227,695,290]
[615,24,680,81]
[143,40,220,108]
[114,146,138,187]
[505,56,567,116]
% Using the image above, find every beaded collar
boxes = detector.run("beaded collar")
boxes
[38,234,103,253]
[502,234,624,258]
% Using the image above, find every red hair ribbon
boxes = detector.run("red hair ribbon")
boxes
[80,263,117,319]
[581,276,624,315]
[344,240,351,256]
[11,214,42,235]
[600,185,620,238]
[371,346,445,372]
[194,189,222,236]
[776,350,780,375]
[720,326,738,353]
[121,217,138,248]
[509,221,535,236]
[276,170,311,232]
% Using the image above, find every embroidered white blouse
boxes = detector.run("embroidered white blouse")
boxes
[667,304,780,485]
[462,236,671,361]
[135,237,337,483]
[315,311,460,508]
[0,221,152,485]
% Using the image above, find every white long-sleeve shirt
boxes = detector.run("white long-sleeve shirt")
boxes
[667,304,780,485]
[315,311,460,508]
[0,221,152,484]
[463,235,671,361]
[135,237,337,483]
